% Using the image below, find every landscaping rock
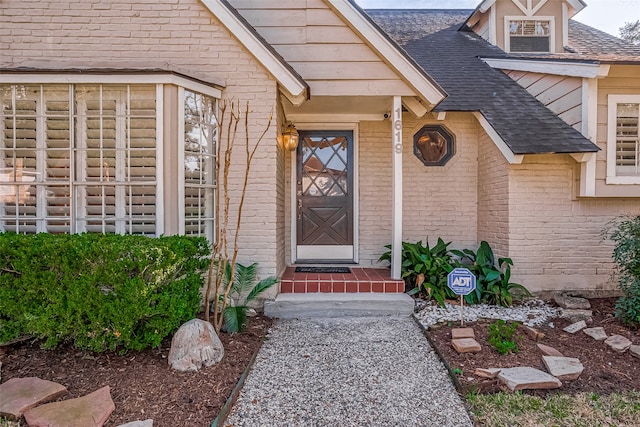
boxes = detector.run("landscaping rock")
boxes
[542,356,584,380]
[168,318,224,372]
[605,335,632,353]
[630,345,640,359]
[23,385,114,427]
[537,343,564,357]
[117,420,153,427]
[451,327,475,339]
[583,327,608,341]
[497,367,562,391]
[0,377,67,420]
[560,309,593,324]
[474,368,501,379]
[523,326,545,341]
[451,338,481,354]
[554,294,591,310]
[563,320,587,334]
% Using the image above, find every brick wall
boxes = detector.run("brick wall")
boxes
[358,112,479,267]
[1,0,281,276]
[507,154,636,295]
[477,129,510,258]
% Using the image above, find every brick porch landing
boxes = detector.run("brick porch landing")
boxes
[279,267,405,293]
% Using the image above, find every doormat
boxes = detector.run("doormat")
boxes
[294,267,351,274]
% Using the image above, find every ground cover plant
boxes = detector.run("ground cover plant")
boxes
[0,233,209,352]
[487,319,520,355]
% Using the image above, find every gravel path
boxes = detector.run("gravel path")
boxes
[225,317,473,427]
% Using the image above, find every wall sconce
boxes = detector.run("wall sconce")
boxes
[281,123,299,152]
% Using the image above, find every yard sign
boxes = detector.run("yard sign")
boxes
[447,268,476,326]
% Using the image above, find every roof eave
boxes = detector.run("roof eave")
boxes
[326,0,447,108]
[201,0,309,105]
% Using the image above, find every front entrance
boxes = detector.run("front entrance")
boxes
[296,130,354,262]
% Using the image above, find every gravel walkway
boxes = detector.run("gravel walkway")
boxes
[225,317,473,427]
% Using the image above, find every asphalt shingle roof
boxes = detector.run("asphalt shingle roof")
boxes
[366,9,601,154]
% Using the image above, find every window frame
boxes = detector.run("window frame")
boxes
[1,73,222,239]
[504,16,555,54]
[607,94,640,185]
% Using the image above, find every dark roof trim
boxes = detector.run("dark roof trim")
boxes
[0,67,226,90]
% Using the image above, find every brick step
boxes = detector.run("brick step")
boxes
[279,267,405,294]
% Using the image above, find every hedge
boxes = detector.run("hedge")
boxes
[0,233,210,352]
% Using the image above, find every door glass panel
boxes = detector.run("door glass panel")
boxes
[301,136,348,197]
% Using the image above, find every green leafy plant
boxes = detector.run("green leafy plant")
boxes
[0,233,210,352]
[379,238,455,306]
[219,261,278,333]
[488,319,520,355]
[453,367,464,376]
[608,215,640,326]
[452,241,530,307]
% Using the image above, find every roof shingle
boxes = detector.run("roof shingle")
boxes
[367,9,600,155]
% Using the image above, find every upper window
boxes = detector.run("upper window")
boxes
[506,17,554,53]
[608,95,640,184]
[413,125,455,167]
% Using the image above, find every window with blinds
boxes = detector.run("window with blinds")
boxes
[509,20,551,53]
[183,90,216,243]
[0,84,158,234]
[616,103,640,176]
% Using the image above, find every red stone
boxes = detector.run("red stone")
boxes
[24,386,114,427]
[0,377,67,420]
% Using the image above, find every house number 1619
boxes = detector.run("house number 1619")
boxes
[394,107,402,153]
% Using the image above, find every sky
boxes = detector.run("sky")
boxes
[354,0,640,37]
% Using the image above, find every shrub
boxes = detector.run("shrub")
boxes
[219,261,278,334]
[488,319,520,355]
[452,241,530,307]
[0,233,210,352]
[379,238,455,306]
[609,215,640,326]
[380,239,530,307]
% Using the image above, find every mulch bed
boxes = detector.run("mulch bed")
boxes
[0,316,272,427]
[426,298,640,395]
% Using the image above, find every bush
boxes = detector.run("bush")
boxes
[452,241,530,307]
[609,215,640,326]
[0,233,210,352]
[379,239,455,306]
[379,239,530,307]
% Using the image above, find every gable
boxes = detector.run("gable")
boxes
[227,0,443,106]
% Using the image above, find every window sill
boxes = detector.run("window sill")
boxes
[606,176,640,185]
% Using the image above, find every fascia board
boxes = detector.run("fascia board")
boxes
[473,112,524,164]
[324,0,446,108]
[200,0,308,101]
[482,58,610,78]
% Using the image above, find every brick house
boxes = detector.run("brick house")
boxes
[1,0,639,305]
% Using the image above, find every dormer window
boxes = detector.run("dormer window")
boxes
[505,17,555,53]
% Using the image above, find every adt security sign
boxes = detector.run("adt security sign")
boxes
[447,268,476,296]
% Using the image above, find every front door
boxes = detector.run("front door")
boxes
[296,131,354,262]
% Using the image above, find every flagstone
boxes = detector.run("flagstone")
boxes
[542,356,584,380]
[554,294,591,310]
[537,343,564,357]
[474,368,501,378]
[451,327,475,340]
[497,367,562,391]
[563,320,587,334]
[0,377,67,420]
[583,327,608,341]
[605,335,632,353]
[451,338,481,353]
[24,386,114,427]
[630,345,640,359]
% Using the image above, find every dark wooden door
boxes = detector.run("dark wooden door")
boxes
[296,131,353,247]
